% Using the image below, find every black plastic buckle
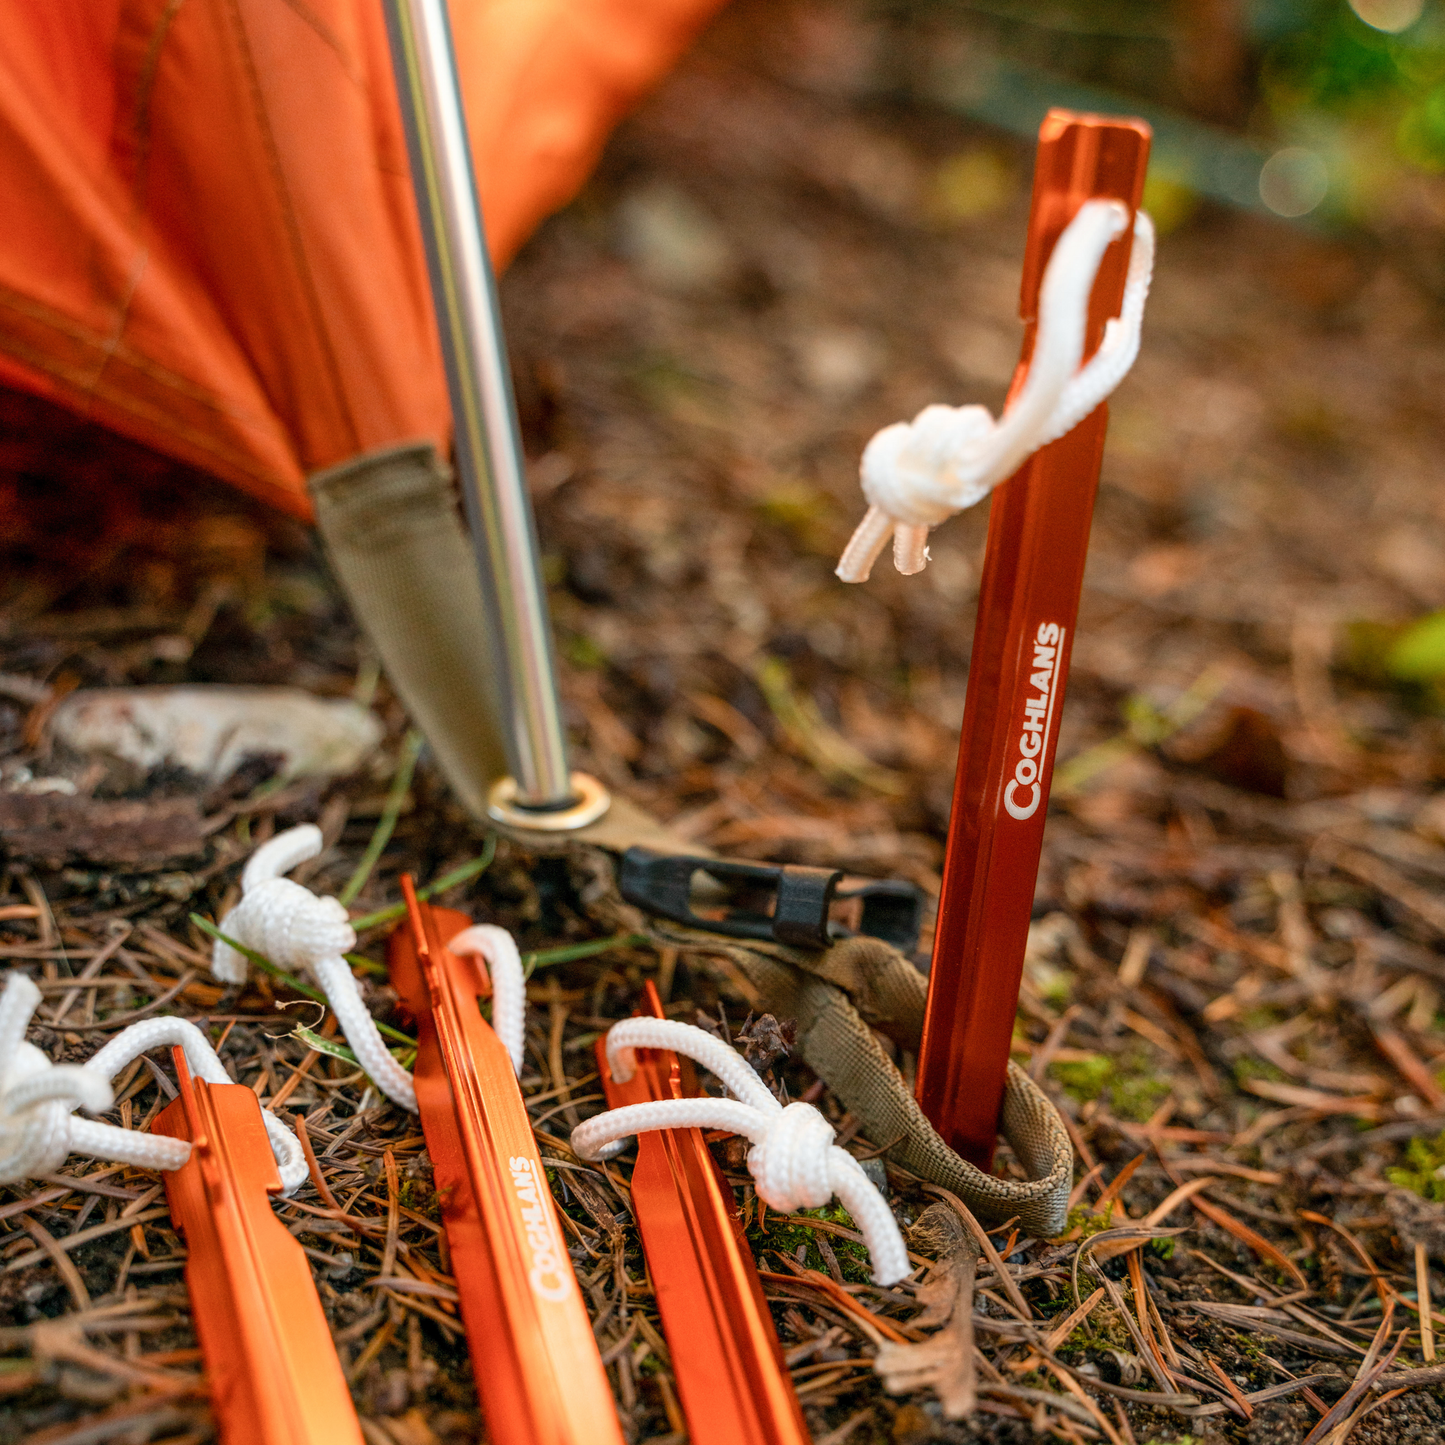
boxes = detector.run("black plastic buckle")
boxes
[617,847,923,953]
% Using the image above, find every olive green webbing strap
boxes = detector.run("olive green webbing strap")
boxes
[642,920,1073,1237]
[309,443,509,818]
[311,442,713,856]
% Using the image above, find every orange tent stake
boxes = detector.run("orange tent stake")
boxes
[152,1048,364,1445]
[388,880,624,1445]
[596,981,811,1445]
[914,111,1152,1170]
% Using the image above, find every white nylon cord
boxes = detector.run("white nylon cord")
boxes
[836,202,1155,584]
[571,1017,910,1286]
[213,824,417,1112]
[0,971,307,1191]
[212,825,528,1110]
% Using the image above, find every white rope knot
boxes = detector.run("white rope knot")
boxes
[0,971,307,1191]
[571,1017,910,1286]
[211,825,528,1111]
[213,879,354,984]
[211,826,355,984]
[212,825,417,1112]
[747,1100,837,1212]
[837,202,1155,584]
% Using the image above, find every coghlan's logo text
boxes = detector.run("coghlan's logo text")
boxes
[509,1156,572,1302]
[1002,623,1065,822]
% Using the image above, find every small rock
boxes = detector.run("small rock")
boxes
[616,183,732,290]
[794,326,883,402]
[1,765,77,796]
[52,686,382,786]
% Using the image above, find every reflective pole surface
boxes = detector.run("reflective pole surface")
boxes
[381,0,607,827]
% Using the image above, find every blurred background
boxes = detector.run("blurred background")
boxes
[10,0,1445,901]
[11,0,1445,892]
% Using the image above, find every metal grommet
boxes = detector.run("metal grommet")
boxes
[485,772,611,832]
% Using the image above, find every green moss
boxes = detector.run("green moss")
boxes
[1113,1072,1170,1122]
[1063,1203,1118,1239]
[1236,1335,1270,1367]
[1386,1129,1445,1203]
[1052,1055,1112,1102]
[1050,1052,1169,1122]
[747,1202,872,1284]
[1065,1305,1132,1354]
[395,1179,439,1220]
[1233,1056,1287,1086]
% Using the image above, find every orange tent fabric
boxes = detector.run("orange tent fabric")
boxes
[0,0,723,520]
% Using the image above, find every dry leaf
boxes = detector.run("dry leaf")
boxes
[875,1204,980,1418]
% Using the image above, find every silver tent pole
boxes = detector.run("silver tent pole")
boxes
[381,0,608,831]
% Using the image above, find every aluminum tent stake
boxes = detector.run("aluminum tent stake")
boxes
[596,982,812,1445]
[152,1049,364,1445]
[381,0,608,831]
[914,111,1151,1170]
[388,881,625,1445]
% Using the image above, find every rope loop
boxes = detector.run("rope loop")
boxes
[572,1016,911,1286]
[0,971,307,1191]
[211,824,528,1112]
[448,925,527,1076]
[837,202,1155,584]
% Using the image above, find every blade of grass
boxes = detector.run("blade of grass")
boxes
[348,834,498,931]
[521,932,648,978]
[288,1025,414,1072]
[293,1025,360,1064]
[338,729,424,906]
[190,913,416,1047]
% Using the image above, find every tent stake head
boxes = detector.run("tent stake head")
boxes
[486,769,610,830]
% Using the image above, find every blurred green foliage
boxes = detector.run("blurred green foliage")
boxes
[1261,0,1445,174]
[902,0,1445,224]
[1386,1126,1445,1200]
[1385,609,1445,678]
[1341,612,1445,711]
